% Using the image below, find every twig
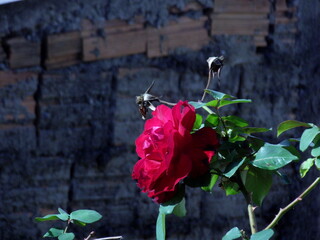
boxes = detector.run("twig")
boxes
[247,204,257,234]
[159,99,176,106]
[93,236,123,240]
[84,231,95,240]
[201,69,212,101]
[265,177,320,230]
[234,173,258,234]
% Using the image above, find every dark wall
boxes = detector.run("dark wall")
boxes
[0,0,319,239]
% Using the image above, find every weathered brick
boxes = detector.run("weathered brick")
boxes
[0,126,36,151]
[45,31,82,69]
[82,18,147,61]
[41,72,112,100]
[214,0,270,13]
[6,37,41,69]
[39,102,110,129]
[147,17,209,58]
[211,15,269,36]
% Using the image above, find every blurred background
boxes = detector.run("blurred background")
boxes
[0,0,319,239]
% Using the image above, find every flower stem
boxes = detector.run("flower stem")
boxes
[201,69,212,101]
[235,174,258,234]
[265,177,320,230]
[248,204,257,234]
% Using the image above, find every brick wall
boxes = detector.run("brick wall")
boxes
[0,0,319,239]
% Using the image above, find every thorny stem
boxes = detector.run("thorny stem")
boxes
[94,236,123,240]
[265,177,320,230]
[84,231,95,240]
[201,69,212,101]
[64,219,71,233]
[201,69,211,102]
[159,99,176,106]
[235,173,258,234]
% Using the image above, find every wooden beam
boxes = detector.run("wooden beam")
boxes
[6,37,41,69]
[214,0,270,13]
[147,17,209,58]
[211,17,269,36]
[82,18,147,61]
[45,31,81,69]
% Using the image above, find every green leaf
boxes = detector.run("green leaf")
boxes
[242,127,271,134]
[250,229,274,240]
[223,116,249,127]
[218,99,252,108]
[299,126,320,152]
[315,158,320,170]
[311,137,320,157]
[243,166,273,206]
[156,212,166,240]
[189,101,207,109]
[156,197,186,240]
[72,219,87,227]
[43,228,64,238]
[58,233,75,240]
[193,114,203,130]
[70,210,102,224]
[222,227,242,240]
[223,181,240,196]
[205,113,219,127]
[223,158,246,178]
[172,198,186,217]
[277,120,311,137]
[252,143,298,170]
[201,174,219,192]
[159,198,186,217]
[207,99,251,108]
[35,213,69,222]
[205,89,235,100]
[299,158,315,178]
[58,208,68,215]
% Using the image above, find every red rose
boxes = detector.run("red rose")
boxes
[132,101,219,203]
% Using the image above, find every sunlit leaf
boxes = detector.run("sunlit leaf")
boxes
[315,158,320,170]
[193,114,203,130]
[223,158,246,178]
[70,210,102,224]
[205,113,219,127]
[35,213,69,222]
[43,228,64,238]
[201,174,219,192]
[300,126,320,152]
[206,99,251,108]
[250,229,274,240]
[222,227,242,240]
[157,197,186,240]
[223,181,240,196]
[252,143,298,170]
[58,232,75,240]
[299,158,315,178]
[58,208,68,215]
[311,136,320,157]
[277,120,311,137]
[189,101,207,109]
[205,89,235,100]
